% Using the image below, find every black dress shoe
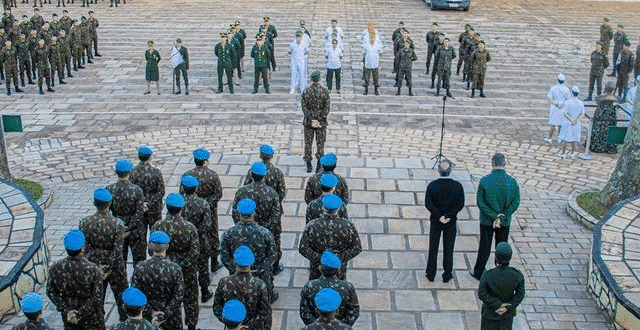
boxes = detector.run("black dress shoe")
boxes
[273,263,284,275]
[469,270,481,280]
[201,290,213,303]
[271,290,279,303]
[211,261,223,273]
[425,274,434,282]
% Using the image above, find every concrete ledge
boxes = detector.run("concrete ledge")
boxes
[0,179,48,322]
[588,196,640,330]
[566,189,600,229]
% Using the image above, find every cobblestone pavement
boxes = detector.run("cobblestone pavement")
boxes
[1,0,637,328]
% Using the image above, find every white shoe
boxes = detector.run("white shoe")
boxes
[556,152,565,159]
[544,138,553,144]
[570,153,576,159]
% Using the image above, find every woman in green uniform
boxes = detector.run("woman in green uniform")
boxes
[144,40,161,95]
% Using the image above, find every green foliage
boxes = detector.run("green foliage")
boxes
[13,178,44,202]
[577,192,608,219]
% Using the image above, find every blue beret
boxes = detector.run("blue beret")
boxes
[64,229,85,251]
[20,293,43,314]
[193,148,211,161]
[322,194,342,211]
[315,288,342,313]
[319,173,338,188]
[320,153,337,167]
[320,251,341,269]
[222,299,247,323]
[122,287,147,308]
[93,188,112,203]
[137,145,153,157]
[166,193,185,209]
[237,198,256,217]
[114,159,133,173]
[233,245,255,267]
[259,144,274,156]
[149,230,171,244]
[251,162,268,176]
[181,175,199,189]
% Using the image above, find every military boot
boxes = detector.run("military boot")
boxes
[374,86,379,95]
[396,86,401,95]
[408,88,414,96]
[201,289,213,303]
[15,86,23,93]
[185,85,189,95]
[20,77,25,87]
[67,70,73,78]
[430,78,435,89]
[6,88,10,95]
[306,161,312,173]
[59,78,66,84]
[363,86,368,95]
[316,159,322,173]
[265,86,270,94]
[39,87,44,94]
[446,89,453,98]
[436,86,440,96]
[47,85,54,92]
[479,89,486,98]
[28,77,35,84]
[471,88,475,98]
[466,81,470,90]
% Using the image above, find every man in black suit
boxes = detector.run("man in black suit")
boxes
[424,160,465,282]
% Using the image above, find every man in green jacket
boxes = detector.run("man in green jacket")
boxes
[470,153,520,280]
[478,242,525,330]
[251,33,271,94]
[214,32,235,94]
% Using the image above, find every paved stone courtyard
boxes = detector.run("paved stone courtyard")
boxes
[2,0,640,328]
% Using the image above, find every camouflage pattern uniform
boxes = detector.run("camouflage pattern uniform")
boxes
[425,30,440,73]
[457,30,471,75]
[470,47,491,89]
[58,33,72,76]
[151,214,200,329]
[231,182,282,265]
[301,82,331,164]
[79,210,128,321]
[16,38,32,85]
[8,24,22,45]
[182,192,212,292]
[70,24,82,70]
[612,31,628,74]
[29,15,44,31]
[616,48,635,98]
[34,43,51,90]
[11,320,54,330]
[435,45,456,91]
[130,161,165,230]
[600,23,613,56]
[27,32,38,79]
[589,48,609,97]
[301,320,353,330]
[244,161,286,205]
[306,196,348,223]
[109,319,160,330]
[0,44,19,92]
[181,165,222,268]
[80,20,92,63]
[131,256,184,330]
[48,39,64,84]
[106,180,146,266]
[220,220,276,295]
[88,16,98,56]
[60,16,72,34]
[49,20,62,35]
[299,213,362,280]
[396,46,417,89]
[430,37,444,84]
[305,171,350,205]
[463,38,477,82]
[46,255,106,330]
[212,272,272,329]
[300,276,360,326]
[36,28,51,45]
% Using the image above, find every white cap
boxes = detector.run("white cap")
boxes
[557,73,565,81]
[572,86,580,94]
[636,74,640,82]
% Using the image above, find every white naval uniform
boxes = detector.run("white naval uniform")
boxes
[558,96,586,142]
[288,40,309,92]
[547,83,571,126]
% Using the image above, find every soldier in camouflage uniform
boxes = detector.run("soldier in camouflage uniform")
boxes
[1,9,13,31]
[80,16,92,64]
[600,18,613,57]
[70,20,84,70]
[48,35,66,86]
[50,14,62,35]
[610,24,628,77]
[180,175,214,302]
[151,193,200,330]
[88,11,100,57]
[130,146,165,232]
[587,41,610,101]
[58,29,73,78]
[47,229,106,330]
[301,288,353,330]
[213,245,273,328]
[463,31,479,86]
[470,40,491,98]
[34,38,54,94]
[430,33,445,89]
[214,32,235,94]
[302,71,331,172]
[60,10,72,34]
[232,162,282,276]
[181,147,223,272]
[251,33,271,93]
[299,194,362,280]
[305,153,350,205]
[615,40,634,99]
[435,38,456,97]
[27,29,38,79]
[79,188,128,322]
[300,251,359,326]
[306,173,348,223]
[30,9,44,31]
[11,293,54,330]
[131,231,184,330]
[36,22,51,45]
[16,34,34,86]
[8,20,21,45]
[106,159,146,267]
[0,39,23,95]
[221,198,278,302]
[425,22,440,74]
[0,27,4,82]
[457,24,472,76]
[19,15,31,37]
[109,288,161,330]
[395,39,417,96]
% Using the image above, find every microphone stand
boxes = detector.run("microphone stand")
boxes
[431,95,454,168]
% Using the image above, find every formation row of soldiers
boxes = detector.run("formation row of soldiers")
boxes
[0,8,100,94]
[593,17,640,100]
[3,0,124,9]
[28,143,361,329]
